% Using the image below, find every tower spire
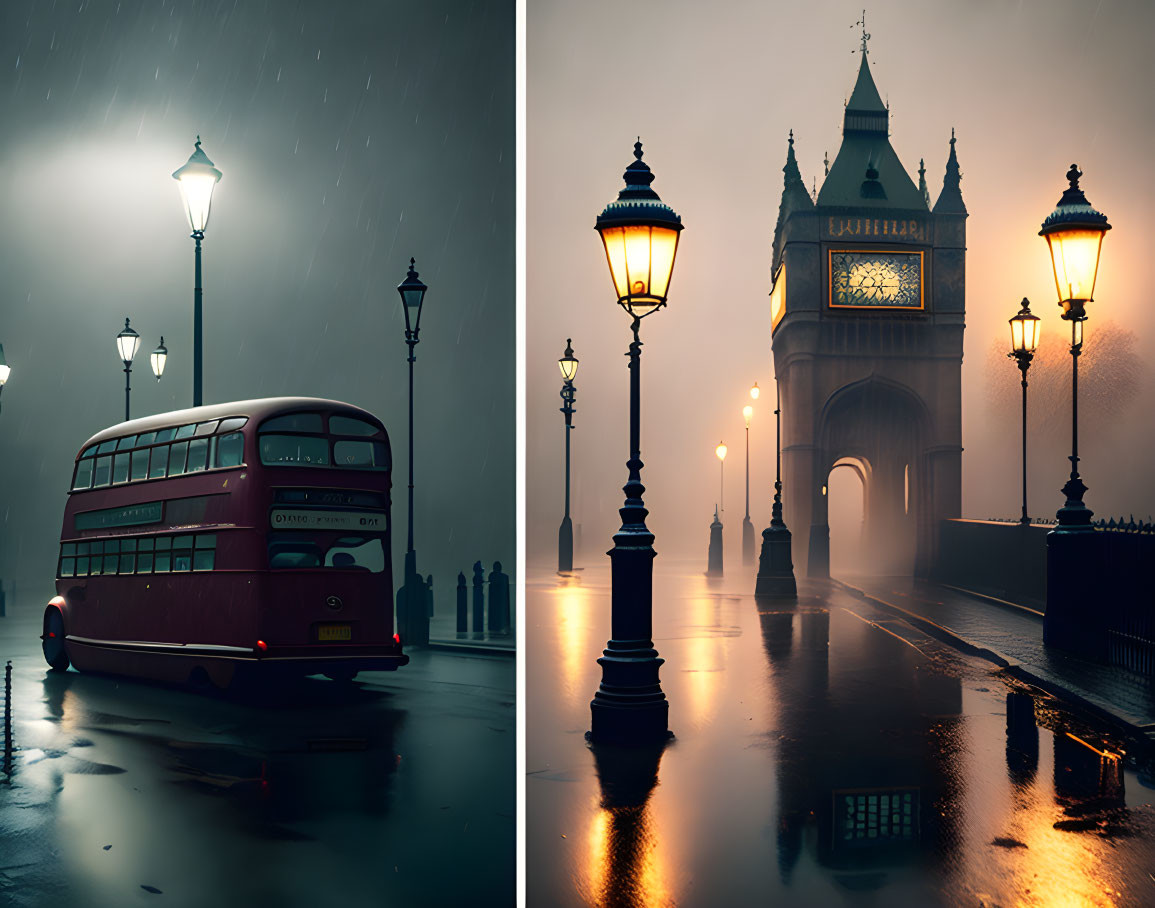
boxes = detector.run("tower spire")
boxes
[933,128,966,214]
[918,157,930,209]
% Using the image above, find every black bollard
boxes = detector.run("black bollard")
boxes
[488,562,511,635]
[472,561,485,633]
[456,572,468,633]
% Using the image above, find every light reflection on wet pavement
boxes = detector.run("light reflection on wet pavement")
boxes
[527,561,1155,907]
[0,605,514,907]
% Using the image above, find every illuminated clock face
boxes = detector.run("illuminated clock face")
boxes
[829,250,923,309]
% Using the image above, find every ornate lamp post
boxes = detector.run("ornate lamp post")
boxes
[115,318,141,422]
[742,404,754,566]
[589,140,682,746]
[172,137,222,408]
[1008,299,1041,525]
[397,258,428,602]
[0,344,9,415]
[1039,165,1110,531]
[150,338,168,382]
[755,377,797,598]
[558,339,579,572]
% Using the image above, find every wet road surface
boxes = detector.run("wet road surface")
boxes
[0,602,514,907]
[527,560,1155,907]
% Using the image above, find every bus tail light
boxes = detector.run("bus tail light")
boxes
[49,596,66,607]
[393,633,401,645]
[256,640,268,652]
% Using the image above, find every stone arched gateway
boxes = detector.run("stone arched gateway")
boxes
[769,47,965,578]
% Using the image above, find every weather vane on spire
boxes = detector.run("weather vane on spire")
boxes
[853,9,870,55]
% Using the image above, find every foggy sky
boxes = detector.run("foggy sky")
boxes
[0,0,514,600]
[527,0,1155,567]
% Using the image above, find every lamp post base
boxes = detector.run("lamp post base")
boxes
[707,511,723,577]
[1054,476,1095,533]
[756,523,797,599]
[558,516,574,573]
[589,644,671,745]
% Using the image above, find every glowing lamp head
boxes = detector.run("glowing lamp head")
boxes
[595,140,683,320]
[0,343,9,388]
[397,258,428,336]
[743,405,753,426]
[715,441,727,461]
[1039,164,1110,320]
[116,318,141,365]
[172,136,222,234]
[150,337,168,381]
[558,338,579,382]
[749,382,759,400]
[1009,298,1041,357]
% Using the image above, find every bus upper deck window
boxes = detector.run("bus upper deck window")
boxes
[130,449,149,482]
[261,413,323,433]
[72,457,94,490]
[112,453,130,484]
[97,440,117,455]
[215,432,244,468]
[169,441,189,476]
[217,417,248,434]
[93,455,112,487]
[259,434,330,466]
[116,436,137,451]
[186,438,209,473]
[136,432,156,447]
[154,427,176,444]
[195,420,218,436]
[175,424,196,440]
[149,445,169,479]
[329,415,380,436]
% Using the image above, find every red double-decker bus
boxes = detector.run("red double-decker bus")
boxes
[41,397,408,688]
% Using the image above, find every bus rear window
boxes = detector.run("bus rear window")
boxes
[262,413,323,433]
[333,440,389,470]
[267,534,385,572]
[329,415,380,436]
[260,435,330,466]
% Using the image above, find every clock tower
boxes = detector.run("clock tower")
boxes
[770,44,965,577]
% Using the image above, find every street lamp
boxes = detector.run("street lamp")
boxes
[116,318,141,422]
[1008,298,1041,525]
[0,344,9,415]
[589,140,682,746]
[742,404,755,566]
[172,136,222,408]
[150,338,168,382]
[397,258,428,609]
[1040,164,1110,530]
[755,376,797,599]
[558,339,579,573]
[750,382,760,400]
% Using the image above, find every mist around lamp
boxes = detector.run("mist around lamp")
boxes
[589,141,681,747]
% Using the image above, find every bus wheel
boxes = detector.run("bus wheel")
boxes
[42,608,70,672]
[324,668,358,683]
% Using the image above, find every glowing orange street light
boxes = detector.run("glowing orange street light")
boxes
[750,382,760,400]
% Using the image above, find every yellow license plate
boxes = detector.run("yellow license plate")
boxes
[318,625,351,642]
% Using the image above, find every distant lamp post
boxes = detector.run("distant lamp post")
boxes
[750,382,760,400]
[755,377,797,598]
[1040,164,1110,530]
[715,441,727,510]
[397,258,428,602]
[742,405,755,565]
[558,339,579,573]
[172,136,222,408]
[150,337,168,382]
[0,344,9,415]
[589,140,682,746]
[116,318,141,422]
[1008,299,1041,525]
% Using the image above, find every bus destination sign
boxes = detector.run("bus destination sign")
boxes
[75,500,164,531]
[270,509,385,531]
